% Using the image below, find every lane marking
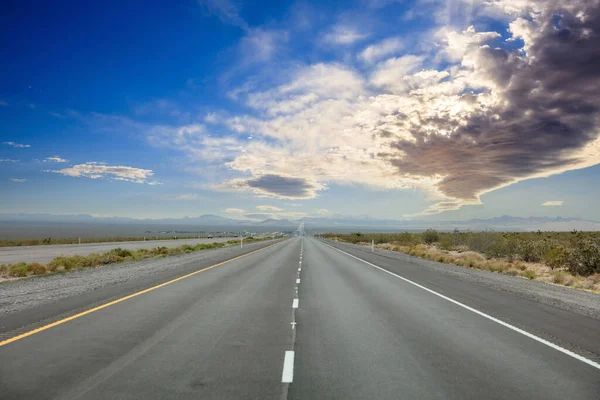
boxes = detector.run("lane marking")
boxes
[298,268,301,272]
[292,299,299,308]
[0,242,280,348]
[281,351,295,382]
[320,240,600,371]
[296,278,301,284]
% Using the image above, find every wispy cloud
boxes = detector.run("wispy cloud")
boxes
[198,0,248,30]
[43,156,69,163]
[47,162,160,184]
[175,193,200,200]
[225,208,246,213]
[542,201,564,207]
[3,141,31,148]
[0,159,19,163]
[358,37,403,63]
[257,205,283,211]
[322,24,368,45]
[10,178,26,183]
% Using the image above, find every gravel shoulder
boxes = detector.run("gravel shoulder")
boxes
[324,239,600,321]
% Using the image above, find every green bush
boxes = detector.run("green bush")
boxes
[422,229,439,244]
[567,238,600,276]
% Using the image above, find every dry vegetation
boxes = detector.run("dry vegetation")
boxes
[0,235,219,247]
[0,237,277,280]
[323,230,600,293]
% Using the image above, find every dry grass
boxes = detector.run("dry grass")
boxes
[0,236,278,281]
[363,242,600,293]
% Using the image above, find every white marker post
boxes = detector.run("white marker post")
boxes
[372,239,374,252]
[241,236,243,248]
[78,237,81,245]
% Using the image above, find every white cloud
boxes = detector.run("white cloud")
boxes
[225,208,247,213]
[257,205,284,211]
[175,193,200,200]
[10,178,26,183]
[359,37,404,63]
[542,201,564,206]
[152,0,600,215]
[3,141,30,148]
[322,24,368,45]
[43,156,69,163]
[198,0,248,30]
[370,55,425,93]
[0,159,19,162]
[240,28,287,63]
[47,162,159,184]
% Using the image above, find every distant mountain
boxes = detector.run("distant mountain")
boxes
[1,213,598,231]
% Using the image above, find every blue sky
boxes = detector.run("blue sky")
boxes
[2,0,600,221]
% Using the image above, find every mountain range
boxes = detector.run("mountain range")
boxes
[1,213,599,231]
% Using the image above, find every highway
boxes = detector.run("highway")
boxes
[0,235,599,399]
[0,237,236,264]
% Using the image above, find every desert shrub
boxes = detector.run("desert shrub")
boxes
[566,238,600,276]
[29,262,47,275]
[542,246,569,269]
[111,248,134,258]
[437,256,445,263]
[9,263,29,277]
[522,270,536,280]
[552,271,567,284]
[517,240,542,262]
[422,229,440,244]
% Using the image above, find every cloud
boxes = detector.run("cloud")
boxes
[239,28,287,63]
[225,208,246,213]
[359,37,404,63]
[10,178,26,183]
[175,193,200,200]
[219,174,326,199]
[0,159,19,162]
[154,0,600,215]
[49,112,66,118]
[542,201,564,206]
[3,141,30,148]
[369,55,425,93]
[322,24,368,45]
[47,162,159,184]
[257,205,284,211]
[198,0,248,30]
[43,156,69,163]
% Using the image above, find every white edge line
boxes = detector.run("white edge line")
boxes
[292,298,299,308]
[296,278,301,284]
[321,241,600,371]
[282,351,295,382]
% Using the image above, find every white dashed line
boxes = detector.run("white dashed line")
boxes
[292,299,299,308]
[296,278,301,284]
[281,351,295,382]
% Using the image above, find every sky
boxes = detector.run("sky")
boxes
[1,0,600,221]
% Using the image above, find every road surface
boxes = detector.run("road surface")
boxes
[0,237,236,264]
[0,236,599,399]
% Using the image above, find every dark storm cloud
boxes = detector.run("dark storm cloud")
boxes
[387,0,600,205]
[246,174,320,198]
[238,174,324,199]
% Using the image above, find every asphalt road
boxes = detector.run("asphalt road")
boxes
[0,236,599,399]
[0,237,236,264]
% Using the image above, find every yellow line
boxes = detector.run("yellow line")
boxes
[0,242,279,348]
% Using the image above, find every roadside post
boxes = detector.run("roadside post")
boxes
[372,239,374,252]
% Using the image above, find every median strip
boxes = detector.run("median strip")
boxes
[0,241,279,348]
